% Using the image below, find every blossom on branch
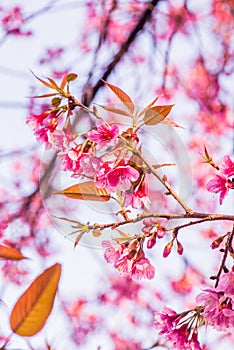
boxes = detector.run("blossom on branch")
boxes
[59,143,100,177]
[124,178,150,209]
[102,240,155,280]
[196,270,234,332]
[88,122,119,151]
[154,307,203,350]
[207,155,234,204]
[96,161,139,193]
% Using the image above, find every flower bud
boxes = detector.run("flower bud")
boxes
[147,235,156,249]
[210,236,224,249]
[163,240,174,258]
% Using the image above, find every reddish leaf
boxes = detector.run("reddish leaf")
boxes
[162,117,183,128]
[102,80,134,114]
[59,73,68,89]
[74,232,85,248]
[152,163,176,169]
[143,105,174,125]
[138,96,161,118]
[30,70,55,89]
[47,77,60,90]
[98,104,132,117]
[10,263,61,336]
[55,181,110,202]
[0,245,27,261]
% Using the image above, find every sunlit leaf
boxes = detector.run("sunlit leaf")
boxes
[116,229,130,239]
[98,104,132,117]
[138,96,161,118]
[59,73,68,89]
[162,117,183,128]
[55,181,110,202]
[102,80,134,114]
[0,245,27,261]
[30,93,58,99]
[10,263,61,336]
[143,105,174,125]
[47,77,60,90]
[74,232,85,248]
[152,163,176,169]
[30,70,55,89]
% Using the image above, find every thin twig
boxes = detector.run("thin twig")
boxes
[85,212,234,232]
[129,146,193,214]
[214,224,234,288]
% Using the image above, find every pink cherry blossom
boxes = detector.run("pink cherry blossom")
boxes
[124,179,150,209]
[221,155,234,178]
[97,162,139,193]
[196,288,234,332]
[217,270,234,297]
[1,6,32,36]
[102,240,154,280]
[154,307,202,350]
[34,125,56,149]
[47,129,74,150]
[207,175,231,205]
[131,257,155,280]
[27,110,60,148]
[26,111,48,129]
[88,122,119,151]
[58,143,100,177]
[142,218,166,238]
[207,155,234,204]
[102,240,121,264]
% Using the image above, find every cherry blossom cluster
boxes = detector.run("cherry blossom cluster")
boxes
[0,6,32,36]
[155,269,234,349]
[207,155,234,204]
[25,71,234,349]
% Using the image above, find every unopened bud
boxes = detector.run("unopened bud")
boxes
[211,236,224,249]
[147,235,156,249]
[176,240,183,255]
[163,240,174,258]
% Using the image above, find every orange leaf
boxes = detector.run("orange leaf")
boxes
[55,181,110,202]
[10,263,61,336]
[138,96,161,118]
[0,245,27,261]
[59,73,68,89]
[98,104,132,117]
[102,80,134,114]
[30,70,55,89]
[143,105,174,125]
[162,117,183,128]
[47,77,60,90]
[30,93,58,99]
[74,232,85,248]
[152,163,176,169]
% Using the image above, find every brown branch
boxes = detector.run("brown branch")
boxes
[128,145,193,214]
[83,0,160,106]
[85,212,234,232]
[38,0,161,190]
[12,0,161,227]
[214,224,234,288]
